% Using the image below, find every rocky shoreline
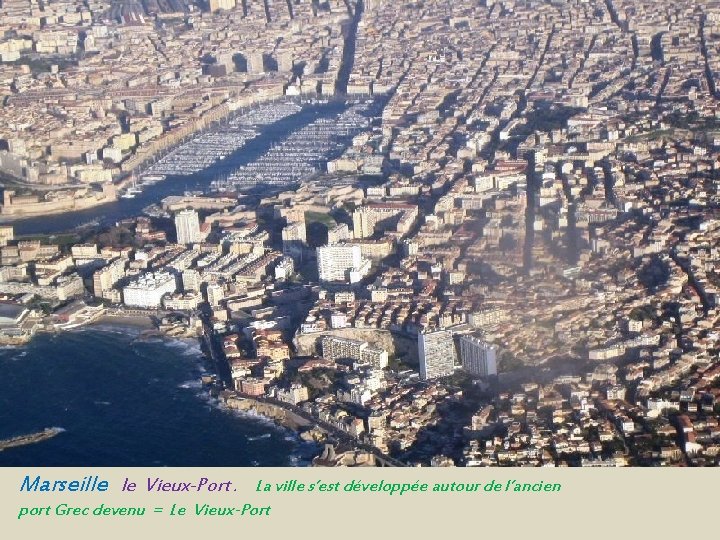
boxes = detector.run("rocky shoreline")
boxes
[220,393,328,445]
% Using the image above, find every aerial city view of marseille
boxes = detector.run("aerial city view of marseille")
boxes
[2,0,720,468]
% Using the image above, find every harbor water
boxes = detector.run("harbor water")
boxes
[7,99,366,236]
[0,328,315,466]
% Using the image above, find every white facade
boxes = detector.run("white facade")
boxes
[281,222,306,259]
[92,258,127,297]
[163,292,201,311]
[175,209,201,245]
[206,283,225,306]
[327,223,350,244]
[419,330,457,380]
[316,244,369,283]
[321,335,388,369]
[181,269,201,292]
[330,312,348,329]
[123,272,177,308]
[349,258,372,284]
[274,257,294,281]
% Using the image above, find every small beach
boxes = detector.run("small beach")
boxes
[90,314,157,329]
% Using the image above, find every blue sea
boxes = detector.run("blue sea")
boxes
[0,327,316,466]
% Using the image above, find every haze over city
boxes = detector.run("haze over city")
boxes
[1,0,720,467]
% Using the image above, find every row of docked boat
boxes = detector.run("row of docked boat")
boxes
[229,100,303,127]
[141,130,259,178]
[218,103,372,190]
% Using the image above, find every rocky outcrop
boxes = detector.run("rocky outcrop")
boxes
[224,395,315,432]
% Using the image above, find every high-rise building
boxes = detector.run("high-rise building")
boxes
[206,283,225,307]
[213,51,235,74]
[322,335,365,361]
[352,203,418,239]
[276,50,293,72]
[181,269,201,292]
[401,239,419,257]
[175,209,201,245]
[282,222,306,259]
[246,51,264,74]
[418,330,457,380]
[327,223,350,244]
[316,244,370,283]
[92,258,127,299]
[458,335,497,377]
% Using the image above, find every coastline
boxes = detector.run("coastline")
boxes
[89,314,157,330]
[80,319,323,462]
[222,393,318,434]
[1,300,323,464]
[216,394,323,463]
[0,330,305,466]
[0,193,117,221]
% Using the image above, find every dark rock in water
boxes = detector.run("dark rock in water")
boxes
[0,330,311,466]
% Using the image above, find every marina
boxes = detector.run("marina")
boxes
[140,101,307,179]
[143,129,260,178]
[215,101,374,191]
[139,175,166,186]
[6,99,369,236]
[229,101,303,128]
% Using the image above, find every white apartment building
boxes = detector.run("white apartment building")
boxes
[92,258,127,298]
[122,272,177,308]
[316,244,370,283]
[206,283,225,307]
[163,292,201,311]
[175,209,201,245]
[419,330,457,380]
[181,269,201,292]
[274,256,294,281]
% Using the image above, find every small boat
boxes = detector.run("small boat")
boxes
[247,433,271,442]
[140,174,166,184]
